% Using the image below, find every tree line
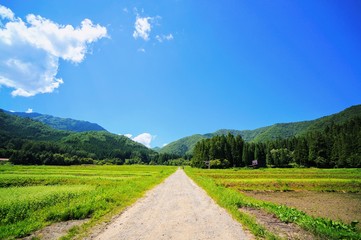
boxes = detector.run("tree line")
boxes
[0,109,188,166]
[191,117,361,168]
[0,134,186,166]
[1,108,359,167]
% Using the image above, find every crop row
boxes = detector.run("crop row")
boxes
[220,178,361,192]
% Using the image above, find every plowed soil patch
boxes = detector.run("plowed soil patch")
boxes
[240,207,315,239]
[244,191,361,230]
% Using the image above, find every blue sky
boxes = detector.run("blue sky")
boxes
[1,0,360,148]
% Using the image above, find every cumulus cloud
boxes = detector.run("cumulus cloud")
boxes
[120,133,156,148]
[133,16,152,41]
[130,133,156,148]
[0,4,107,97]
[0,5,14,20]
[25,108,33,113]
[132,11,173,46]
[123,134,133,138]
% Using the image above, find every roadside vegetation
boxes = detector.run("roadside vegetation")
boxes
[0,164,176,239]
[185,167,361,239]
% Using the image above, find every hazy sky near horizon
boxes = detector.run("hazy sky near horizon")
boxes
[1,0,360,148]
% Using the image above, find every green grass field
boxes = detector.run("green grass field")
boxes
[0,164,176,239]
[199,168,361,192]
[185,167,361,240]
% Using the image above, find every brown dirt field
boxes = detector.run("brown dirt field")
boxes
[240,207,315,240]
[243,191,361,230]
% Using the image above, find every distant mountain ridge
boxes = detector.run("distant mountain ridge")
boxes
[4,110,106,132]
[159,104,361,156]
[0,110,154,162]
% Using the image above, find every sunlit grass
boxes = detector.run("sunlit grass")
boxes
[197,168,361,192]
[0,165,176,239]
[185,167,361,240]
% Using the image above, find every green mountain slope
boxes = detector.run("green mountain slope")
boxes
[0,110,68,141]
[252,105,361,142]
[159,134,205,155]
[0,110,154,161]
[61,131,152,159]
[160,104,361,156]
[5,110,106,132]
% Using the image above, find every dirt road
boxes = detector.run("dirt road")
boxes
[89,169,252,240]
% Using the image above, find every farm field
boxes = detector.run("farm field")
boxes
[245,191,361,230]
[185,167,361,239]
[0,164,176,239]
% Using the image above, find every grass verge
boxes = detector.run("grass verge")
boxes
[185,167,361,240]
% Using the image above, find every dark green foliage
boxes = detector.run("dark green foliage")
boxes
[192,118,361,168]
[5,110,106,132]
[167,158,190,166]
[148,153,182,165]
[0,110,157,165]
[60,131,153,161]
[159,134,206,156]
[0,110,68,141]
[161,104,361,156]
[191,134,250,168]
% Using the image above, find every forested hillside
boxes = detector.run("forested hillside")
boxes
[1,105,360,167]
[161,105,361,156]
[0,110,68,141]
[5,110,106,132]
[0,110,156,165]
[191,117,361,168]
[159,134,205,156]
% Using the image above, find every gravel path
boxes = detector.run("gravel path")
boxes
[89,169,252,240]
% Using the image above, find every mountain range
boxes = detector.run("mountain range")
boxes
[159,105,361,156]
[0,110,154,162]
[4,110,106,132]
[2,105,361,158]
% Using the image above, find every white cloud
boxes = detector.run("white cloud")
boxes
[0,5,14,20]
[132,11,173,45]
[25,108,33,113]
[162,143,168,147]
[123,8,128,13]
[121,133,156,148]
[0,4,107,97]
[156,34,174,43]
[131,133,156,148]
[123,134,133,138]
[137,48,146,53]
[133,16,152,41]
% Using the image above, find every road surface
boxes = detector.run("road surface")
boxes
[88,169,252,240]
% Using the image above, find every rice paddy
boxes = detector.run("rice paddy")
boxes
[0,164,176,239]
